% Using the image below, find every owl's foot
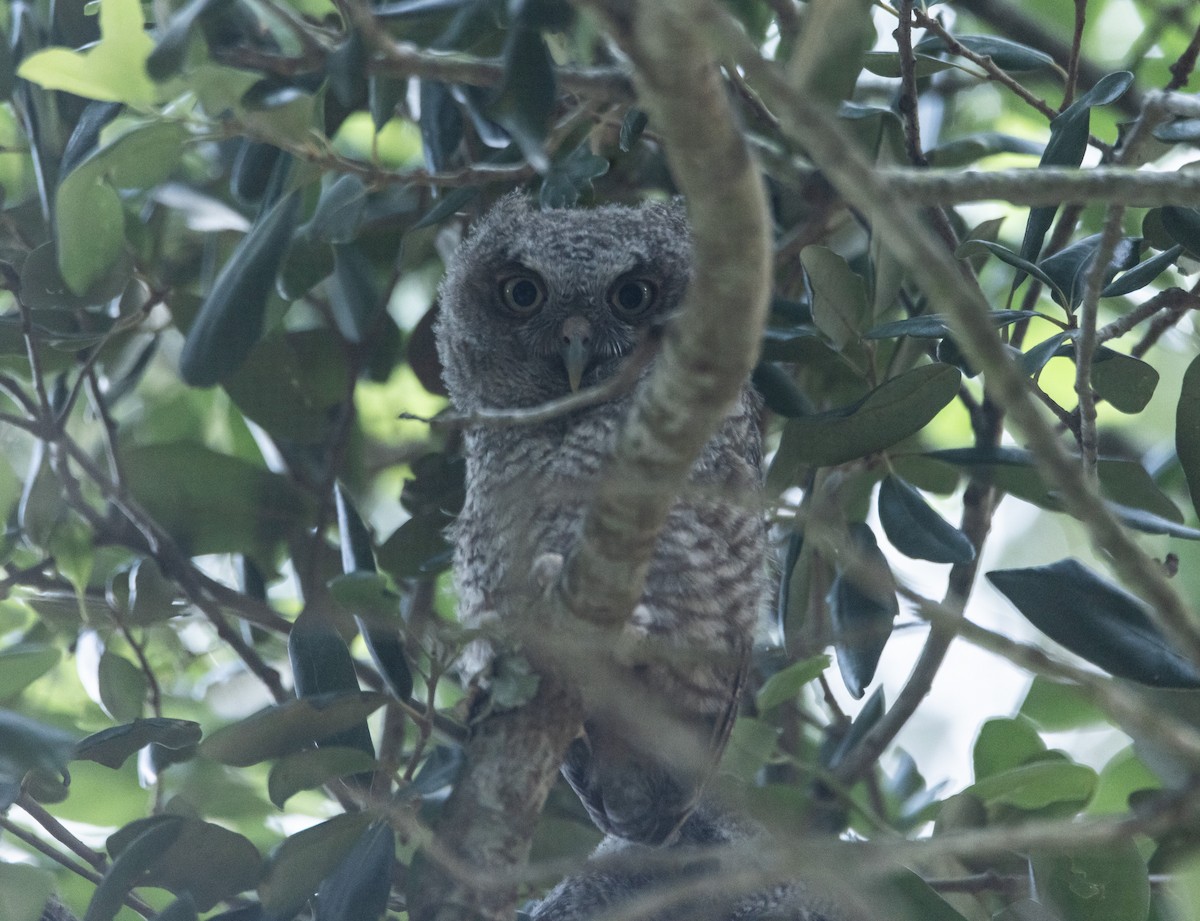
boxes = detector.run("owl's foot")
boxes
[531,552,565,595]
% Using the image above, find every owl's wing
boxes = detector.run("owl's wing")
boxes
[561,636,751,845]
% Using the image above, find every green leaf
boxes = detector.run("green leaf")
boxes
[775,363,961,467]
[1177,353,1200,522]
[97,651,147,723]
[751,362,811,418]
[1033,840,1150,921]
[1090,746,1161,816]
[755,655,831,711]
[0,863,55,921]
[1090,348,1158,414]
[328,244,383,343]
[788,0,875,106]
[1038,234,1138,309]
[926,132,1043,167]
[862,868,973,921]
[864,310,1039,340]
[107,817,262,911]
[288,610,375,761]
[487,22,555,171]
[199,693,388,767]
[223,330,349,443]
[146,0,237,80]
[179,190,301,387]
[967,760,1097,811]
[74,718,202,770]
[972,717,1045,781]
[268,747,379,809]
[539,143,610,209]
[418,79,464,171]
[1155,118,1200,143]
[914,33,1059,73]
[54,178,123,296]
[877,474,975,564]
[0,643,61,698]
[314,822,394,921]
[377,513,454,579]
[861,51,954,79]
[1019,331,1073,377]
[1106,500,1200,540]
[1101,244,1182,297]
[823,687,885,770]
[0,709,76,785]
[1019,676,1108,731]
[259,813,373,921]
[619,108,648,152]
[16,0,156,106]
[802,245,869,350]
[85,818,185,921]
[1161,206,1200,258]
[149,895,197,921]
[988,559,1200,689]
[120,443,312,563]
[299,174,369,244]
[829,523,897,699]
[956,239,1064,301]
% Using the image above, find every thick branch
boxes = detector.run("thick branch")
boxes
[874,166,1200,206]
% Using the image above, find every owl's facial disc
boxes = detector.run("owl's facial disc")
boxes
[560,315,594,392]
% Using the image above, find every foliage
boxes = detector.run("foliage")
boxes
[0,1,1199,920]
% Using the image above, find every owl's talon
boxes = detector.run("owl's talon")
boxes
[531,552,565,594]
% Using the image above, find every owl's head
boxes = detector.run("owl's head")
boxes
[435,193,692,411]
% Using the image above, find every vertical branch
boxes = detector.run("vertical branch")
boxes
[1063,0,1087,108]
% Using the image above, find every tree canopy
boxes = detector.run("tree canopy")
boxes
[2,1,1200,920]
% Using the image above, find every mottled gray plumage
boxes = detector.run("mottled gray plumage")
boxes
[435,193,766,845]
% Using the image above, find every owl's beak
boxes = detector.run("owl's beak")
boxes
[561,316,593,392]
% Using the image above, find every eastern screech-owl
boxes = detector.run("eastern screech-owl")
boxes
[435,192,766,846]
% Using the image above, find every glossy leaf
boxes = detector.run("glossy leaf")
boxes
[107,817,262,911]
[774,363,960,468]
[926,132,1043,167]
[268,747,379,809]
[1038,234,1138,308]
[914,33,1059,74]
[877,474,975,564]
[972,717,1045,781]
[1177,353,1200,522]
[179,190,301,387]
[751,362,811,417]
[328,244,383,343]
[956,239,1064,301]
[829,523,897,699]
[315,822,394,921]
[259,813,373,921]
[300,174,369,244]
[199,693,388,767]
[0,709,76,785]
[85,818,184,921]
[968,760,1097,811]
[988,559,1200,688]
[619,108,648,151]
[288,610,375,761]
[1161,205,1200,257]
[146,0,237,80]
[487,20,554,171]
[1090,349,1158,414]
[419,80,465,172]
[97,651,147,723]
[377,513,454,579]
[74,719,202,770]
[1101,244,1182,297]
[864,310,1039,340]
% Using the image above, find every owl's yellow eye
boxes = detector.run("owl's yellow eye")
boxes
[499,275,546,315]
[609,278,657,319]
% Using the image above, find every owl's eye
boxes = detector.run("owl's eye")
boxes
[499,275,546,316]
[609,278,657,319]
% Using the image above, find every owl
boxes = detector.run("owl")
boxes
[435,192,766,846]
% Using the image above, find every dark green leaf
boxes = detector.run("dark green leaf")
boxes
[0,709,76,785]
[179,190,300,387]
[1106,500,1200,540]
[259,813,373,921]
[823,687,885,770]
[300,174,369,245]
[488,25,555,171]
[865,310,1039,340]
[1154,118,1200,143]
[1038,234,1138,308]
[120,443,312,562]
[1101,244,1182,297]
[1161,205,1200,258]
[878,474,975,563]
[107,817,262,911]
[149,895,197,921]
[1178,353,1200,522]
[829,523,897,699]
[399,743,464,799]
[1090,348,1158,414]
[956,239,1064,301]
[539,143,610,209]
[861,51,954,79]
[914,34,1059,73]
[926,132,1043,167]
[199,693,388,766]
[987,559,1200,688]
[289,610,375,761]
[419,80,464,172]
[618,108,648,152]
[315,822,394,921]
[755,655,831,711]
[98,651,147,723]
[377,513,454,579]
[774,363,961,467]
[328,244,383,343]
[803,245,869,350]
[230,141,285,206]
[268,748,379,809]
[751,362,811,417]
[85,819,185,921]
[1019,331,1073,376]
[146,0,237,80]
[862,868,973,921]
[75,718,202,769]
